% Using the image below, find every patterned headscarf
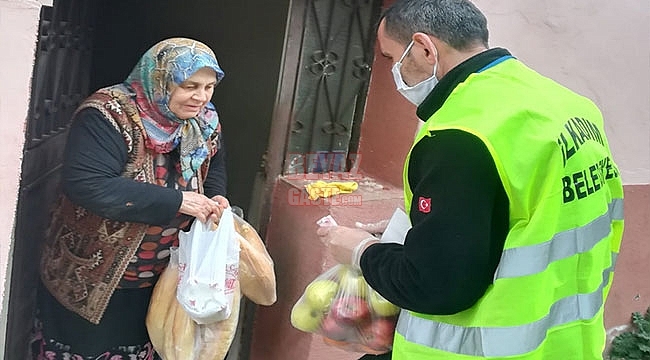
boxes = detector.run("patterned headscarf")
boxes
[123,37,225,181]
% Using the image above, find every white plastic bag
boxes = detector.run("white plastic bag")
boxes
[177,207,240,324]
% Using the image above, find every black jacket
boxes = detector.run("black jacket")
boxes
[360,48,512,315]
[62,108,228,225]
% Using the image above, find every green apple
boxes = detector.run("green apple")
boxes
[304,279,339,311]
[335,264,352,279]
[338,268,369,299]
[291,301,324,332]
[368,290,400,317]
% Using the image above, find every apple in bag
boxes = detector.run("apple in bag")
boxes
[337,267,368,299]
[291,302,324,332]
[360,317,396,351]
[320,313,356,341]
[304,279,339,311]
[329,295,371,326]
[368,290,400,317]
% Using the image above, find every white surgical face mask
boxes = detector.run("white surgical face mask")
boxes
[391,40,439,106]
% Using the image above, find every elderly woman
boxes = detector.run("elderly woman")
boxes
[30,38,229,359]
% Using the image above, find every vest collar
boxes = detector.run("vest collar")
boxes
[416,47,512,121]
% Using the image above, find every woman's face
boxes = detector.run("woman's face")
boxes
[168,67,218,119]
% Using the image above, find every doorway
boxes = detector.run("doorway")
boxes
[7,0,289,358]
[7,0,382,358]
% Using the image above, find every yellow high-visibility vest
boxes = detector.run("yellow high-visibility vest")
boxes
[397,57,624,359]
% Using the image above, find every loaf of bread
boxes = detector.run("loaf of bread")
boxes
[173,296,196,359]
[146,254,179,356]
[146,248,196,360]
[147,214,275,359]
[196,282,241,360]
[147,246,247,360]
[162,304,177,359]
[233,215,277,306]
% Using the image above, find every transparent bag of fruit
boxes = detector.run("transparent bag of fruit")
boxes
[177,207,240,324]
[290,263,401,354]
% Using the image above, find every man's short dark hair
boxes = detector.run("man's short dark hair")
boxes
[383,0,489,50]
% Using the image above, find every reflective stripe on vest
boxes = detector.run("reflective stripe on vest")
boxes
[396,253,616,357]
[495,198,623,279]
[395,198,622,357]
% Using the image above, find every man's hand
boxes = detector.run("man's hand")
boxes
[317,225,377,264]
[355,219,390,234]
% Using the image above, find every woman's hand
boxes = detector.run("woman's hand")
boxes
[211,195,230,209]
[179,191,222,223]
[209,195,230,224]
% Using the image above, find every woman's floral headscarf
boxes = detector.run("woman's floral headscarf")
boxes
[124,37,225,181]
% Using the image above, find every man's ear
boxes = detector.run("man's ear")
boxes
[412,32,438,65]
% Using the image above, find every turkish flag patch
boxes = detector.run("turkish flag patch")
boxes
[418,196,431,213]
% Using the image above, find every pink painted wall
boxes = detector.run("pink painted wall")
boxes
[360,0,650,187]
[473,0,650,185]
[356,46,418,188]
[249,178,403,360]
[0,1,51,357]
[604,186,650,335]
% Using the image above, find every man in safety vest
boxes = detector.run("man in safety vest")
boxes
[317,0,625,359]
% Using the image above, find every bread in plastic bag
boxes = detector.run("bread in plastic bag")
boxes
[233,213,277,305]
[146,246,241,360]
[177,207,240,324]
[290,263,400,354]
[194,281,241,360]
[146,247,196,359]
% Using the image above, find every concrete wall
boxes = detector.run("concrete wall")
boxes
[360,0,650,187]
[474,0,650,185]
[0,0,51,355]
